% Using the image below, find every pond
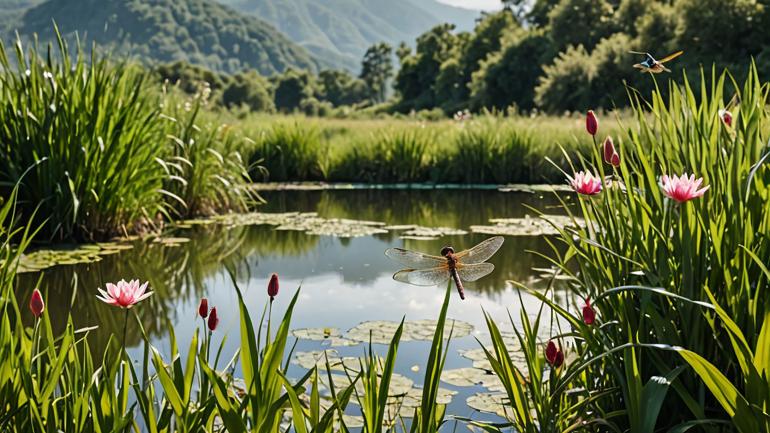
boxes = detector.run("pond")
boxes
[17,187,575,424]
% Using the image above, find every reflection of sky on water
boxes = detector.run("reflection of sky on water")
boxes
[18,189,572,421]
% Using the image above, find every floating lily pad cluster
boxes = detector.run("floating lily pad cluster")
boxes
[385,224,468,241]
[201,212,389,238]
[292,349,458,421]
[470,214,585,236]
[466,392,508,417]
[291,319,474,347]
[345,319,474,345]
[16,243,134,273]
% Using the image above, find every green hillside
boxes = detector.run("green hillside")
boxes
[1,0,320,75]
[219,0,479,71]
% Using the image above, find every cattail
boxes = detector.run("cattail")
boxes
[198,298,208,319]
[29,289,44,318]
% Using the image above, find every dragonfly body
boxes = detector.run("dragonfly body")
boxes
[441,246,466,299]
[631,50,683,73]
[385,236,504,300]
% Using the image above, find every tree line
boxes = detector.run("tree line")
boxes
[159,0,770,115]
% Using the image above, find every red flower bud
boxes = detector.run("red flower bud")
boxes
[611,151,620,167]
[582,298,596,325]
[207,307,219,331]
[719,109,733,127]
[545,340,558,364]
[586,110,598,136]
[198,298,208,319]
[553,350,565,368]
[29,289,44,318]
[602,136,615,164]
[268,273,279,301]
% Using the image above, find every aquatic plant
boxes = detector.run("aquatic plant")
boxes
[568,171,602,195]
[534,65,770,431]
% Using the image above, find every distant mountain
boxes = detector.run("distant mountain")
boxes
[218,0,480,71]
[0,0,320,75]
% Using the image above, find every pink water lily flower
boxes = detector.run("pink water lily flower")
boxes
[661,173,710,203]
[96,279,153,308]
[569,171,602,195]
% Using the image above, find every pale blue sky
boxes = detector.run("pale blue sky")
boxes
[437,0,503,11]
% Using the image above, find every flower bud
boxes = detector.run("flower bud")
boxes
[268,273,279,301]
[545,340,558,364]
[198,298,208,319]
[208,307,219,331]
[586,110,598,136]
[611,151,620,167]
[603,136,615,164]
[582,298,596,325]
[719,109,733,127]
[29,289,44,318]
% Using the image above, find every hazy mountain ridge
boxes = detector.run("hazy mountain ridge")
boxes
[0,0,320,75]
[219,0,480,71]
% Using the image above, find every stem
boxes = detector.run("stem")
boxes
[31,318,39,372]
[267,299,273,344]
[121,308,129,355]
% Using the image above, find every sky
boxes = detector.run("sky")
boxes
[437,0,503,11]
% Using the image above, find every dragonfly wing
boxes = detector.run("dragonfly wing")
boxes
[454,236,504,264]
[456,263,495,282]
[385,248,446,268]
[393,267,450,286]
[658,50,683,63]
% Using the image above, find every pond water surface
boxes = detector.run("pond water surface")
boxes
[18,188,574,425]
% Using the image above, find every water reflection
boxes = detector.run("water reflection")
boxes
[16,189,568,360]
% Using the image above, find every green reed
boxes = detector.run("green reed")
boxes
[532,65,770,431]
[0,32,167,241]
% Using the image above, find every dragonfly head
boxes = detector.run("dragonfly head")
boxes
[440,246,455,257]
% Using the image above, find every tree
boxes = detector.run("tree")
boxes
[221,71,274,112]
[317,69,369,107]
[360,43,394,103]
[471,30,554,111]
[534,45,594,112]
[394,24,459,110]
[273,69,315,112]
[548,0,615,51]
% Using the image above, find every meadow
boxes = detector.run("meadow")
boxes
[2,32,770,433]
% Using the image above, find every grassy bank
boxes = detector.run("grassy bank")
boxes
[232,113,622,184]
[0,35,255,242]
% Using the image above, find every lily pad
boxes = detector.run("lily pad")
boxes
[346,319,473,345]
[210,212,389,238]
[466,393,508,417]
[470,214,584,237]
[18,242,134,273]
[292,327,341,341]
[441,367,505,392]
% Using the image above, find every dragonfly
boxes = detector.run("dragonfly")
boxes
[630,50,683,73]
[385,236,504,300]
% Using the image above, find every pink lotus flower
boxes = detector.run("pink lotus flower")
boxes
[96,279,152,308]
[29,289,44,318]
[582,298,596,325]
[661,173,710,203]
[569,171,602,195]
[719,109,733,127]
[586,110,598,136]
